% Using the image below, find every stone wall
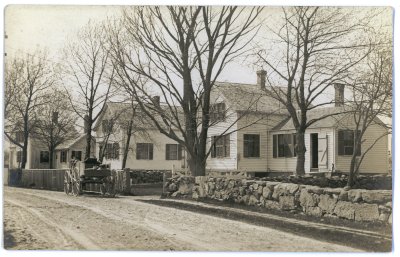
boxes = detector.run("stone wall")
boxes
[164,176,392,224]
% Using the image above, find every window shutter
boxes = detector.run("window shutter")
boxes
[149,144,153,160]
[211,137,216,158]
[293,134,297,157]
[136,144,140,160]
[165,144,170,160]
[178,145,183,160]
[273,135,277,158]
[243,135,249,158]
[225,134,230,157]
[338,130,344,156]
[255,135,260,157]
[114,143,119,160]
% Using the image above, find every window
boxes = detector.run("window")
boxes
[273,134,297,158]
[211,135,230,158]
[71,151,82,161]
[17,151,22,163]
[40,151,49,163]
[338,130,361,156]
[104,143,120,160]
[102,119,114,134]
[136,143,153,160]
[15,131,24,143]
[210,103,226,122]
[60,150,68,163]
[243,134,260,158]
[166,144,183,160]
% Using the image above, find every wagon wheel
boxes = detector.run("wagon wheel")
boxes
[100,181,107,196]
[64,171,72,195]
[71,167,81,196]
[103,175,116,197]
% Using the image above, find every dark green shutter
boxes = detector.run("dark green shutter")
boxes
[149,144,153,160]
[338,130,344,156]
[225,134,230,157]
[136,144,140,159]
[255,135,260,157]
[211,137,216,158]
[178,145,182,160]
[165,144,170,160]
[273,135,277,158]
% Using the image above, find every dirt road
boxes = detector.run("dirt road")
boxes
[3,187,362,251]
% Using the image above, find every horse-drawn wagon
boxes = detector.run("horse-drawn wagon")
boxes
[64,158,116,197]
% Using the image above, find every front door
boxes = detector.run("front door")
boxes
[318,133,328,172]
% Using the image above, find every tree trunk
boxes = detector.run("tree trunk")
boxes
[49,146,54,169]
[295,129,306,176]
[21,143,28,169]
[187,153,206,177]
[122,121,133,169]
[347,156,357,187]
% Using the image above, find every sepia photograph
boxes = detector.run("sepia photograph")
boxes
[1,0,396,255]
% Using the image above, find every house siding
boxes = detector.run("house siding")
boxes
[335,123,388,174]
[206,110,238,171]
[236,114,285,172]
[268,128,335,173]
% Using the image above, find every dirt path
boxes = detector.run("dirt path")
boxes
[3,187,363,251]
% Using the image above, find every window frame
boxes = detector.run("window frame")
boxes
[165,144,183,160]
[71,151,82,161]
[16,151,22,163]
[243,134,260,158]
[273,133,297,158]
[40,151,50,163]
[60,150,68,163]
[136,143,154,160]
[338,130,361,156]
[211,134,230,158]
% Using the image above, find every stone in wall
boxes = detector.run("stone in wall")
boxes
[353,203,380,222]
[272,183,299,200]
[347,189,366,203]
[279,195,297,210]
[334,201,355,220]
[265,200,281,210]
[318,194,338,214]
[299,189,318,207]
[305,206,323,217]
[361,190,392,204]
[262,186,273,200]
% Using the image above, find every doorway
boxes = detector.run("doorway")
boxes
[310,133,319,169]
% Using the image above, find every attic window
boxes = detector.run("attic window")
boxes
[210,103,226,123]
[102,119,114,134]
[15,131,24,143]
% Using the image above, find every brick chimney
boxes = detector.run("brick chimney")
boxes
[84,115,89,133]
[257,70,267,89]
[334,83,345,107]
[152,96,160,106]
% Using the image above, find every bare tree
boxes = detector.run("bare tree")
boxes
[61,21,116,160]
[107,6,263,176]
[344,43,392,187]
[31,89,79,168]
[4,50,54,168]
[258,7,375,175]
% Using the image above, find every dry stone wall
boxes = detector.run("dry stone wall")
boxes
[164,176,392,224]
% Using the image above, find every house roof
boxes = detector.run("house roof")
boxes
[94,101,184,131]
[214,82,288,115]
[272,106,387,131]
[55,134,94,150]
